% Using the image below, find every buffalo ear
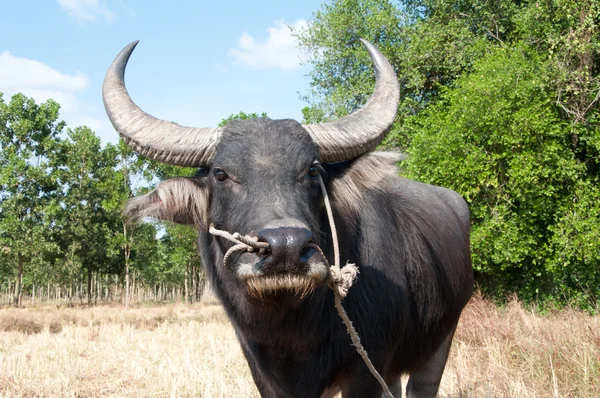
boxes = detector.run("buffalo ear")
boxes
[124,177,209,226]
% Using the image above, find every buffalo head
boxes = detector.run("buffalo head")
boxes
[103,40,399,299]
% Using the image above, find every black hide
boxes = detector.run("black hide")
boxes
[186,118,474,397]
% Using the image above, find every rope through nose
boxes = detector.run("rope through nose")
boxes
[208,226,269,268]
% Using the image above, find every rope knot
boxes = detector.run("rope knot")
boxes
[328,262,359,298]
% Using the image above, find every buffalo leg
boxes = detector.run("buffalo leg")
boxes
[339,359,387,398]
[342,372,404,398]
[246,363,279,397]
[238,342,279,398]
[405,327,456,398]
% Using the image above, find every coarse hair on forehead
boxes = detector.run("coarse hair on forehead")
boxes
[215,118,318,169]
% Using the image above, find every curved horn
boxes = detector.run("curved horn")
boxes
[102,41,221,167]
[302,39,400,163]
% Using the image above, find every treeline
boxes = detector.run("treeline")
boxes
[3,0,599,309]
[298,0,599,307]
[0,93,203,307]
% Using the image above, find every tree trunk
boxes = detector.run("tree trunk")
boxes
[130,272,136,306]
[184,263,189,304]
[87,266,92,306]
[124,222,131,308]
[94,272,102,305]
[14,253,24,307]
[69,278,74,304]
[196,268,204,302]
[192,265,196,303]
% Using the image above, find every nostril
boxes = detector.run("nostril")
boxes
[257,226,312,264]
[300,245,315,261]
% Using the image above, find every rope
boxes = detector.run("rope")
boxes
[208,226,269,269]
[208,171,393,397]
[316,172,340,268]
[317,173,394,398]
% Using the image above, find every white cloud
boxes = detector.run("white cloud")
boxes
[0,52,103,134]
[0,52,88,92]
[230,19,308,70]
[58,0,114,24]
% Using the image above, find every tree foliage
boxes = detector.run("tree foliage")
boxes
[0,94,63,305]
[218,111,268,127]
[299,0,600,307]
[0,92,211,306]
[405,45,593,302]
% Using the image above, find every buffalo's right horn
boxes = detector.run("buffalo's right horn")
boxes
[102,41,221,167]
[302,39,400,163]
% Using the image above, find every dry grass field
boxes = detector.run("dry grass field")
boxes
[1,293,599,397]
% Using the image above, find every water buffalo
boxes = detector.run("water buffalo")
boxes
[102,39,473,397]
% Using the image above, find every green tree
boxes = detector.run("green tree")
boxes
[53,126,118,305]
[296,0,498,147]
[299,0,600,306]
[102,139,158,307]
[160,224,201,303]
[0,93,63,306]
[405,42,599,305]
[219,111,268,127]
[516,0,600,125]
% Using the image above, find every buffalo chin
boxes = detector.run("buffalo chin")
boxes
[244,270,327,300]
[237,259,330,300]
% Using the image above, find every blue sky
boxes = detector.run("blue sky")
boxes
[0,0,324,144]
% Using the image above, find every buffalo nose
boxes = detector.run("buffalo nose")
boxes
[257,227,313,270]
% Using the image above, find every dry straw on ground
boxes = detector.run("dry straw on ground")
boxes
[1,293,598,397]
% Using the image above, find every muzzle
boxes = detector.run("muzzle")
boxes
[209,221,329,298]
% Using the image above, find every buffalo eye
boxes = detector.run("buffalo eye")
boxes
[308,165,319,179]
[214,167,228,182]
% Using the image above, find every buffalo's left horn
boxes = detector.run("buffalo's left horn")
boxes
[102,41,221,167]
[303,39,400,163]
